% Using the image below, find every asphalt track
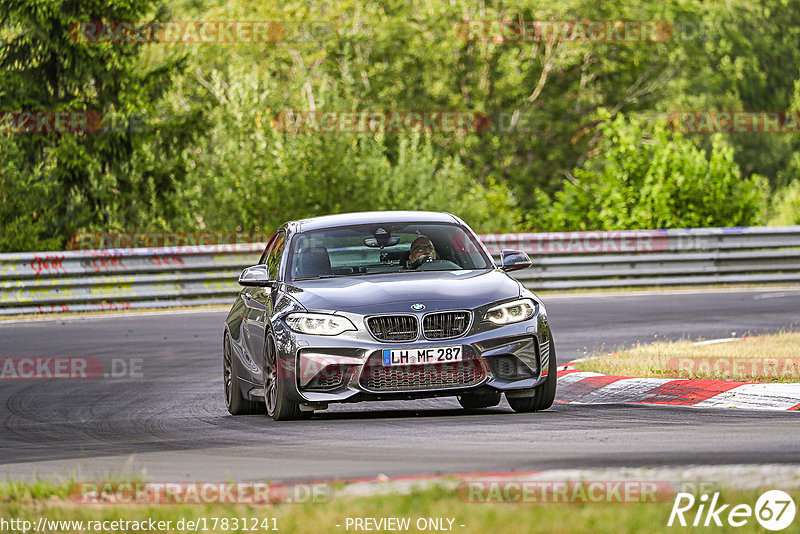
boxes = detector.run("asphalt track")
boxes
[1,288,799,482]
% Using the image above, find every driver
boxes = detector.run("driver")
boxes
[409,236,437,264]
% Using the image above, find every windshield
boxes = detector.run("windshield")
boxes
[287,222,493,281]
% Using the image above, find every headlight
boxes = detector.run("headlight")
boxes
[484,299,536,325]
[285,313,356,336]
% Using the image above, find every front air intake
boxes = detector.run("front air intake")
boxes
[359,353,487,392]
[422,311,471,339]
[366,315,419,342]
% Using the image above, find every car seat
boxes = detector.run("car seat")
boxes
[295,246,332,279]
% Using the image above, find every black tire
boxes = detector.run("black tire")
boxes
[264,336,309,421]
[458,391,502,410]
[507,337,558,413]
[224,334,262,415]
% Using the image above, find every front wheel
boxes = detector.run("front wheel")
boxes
[224,334,262,415]
[507,337,558,413]
[264,336,310,421]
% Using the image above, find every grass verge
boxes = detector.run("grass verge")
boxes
[574,332,800,382]
[1,482,799,534]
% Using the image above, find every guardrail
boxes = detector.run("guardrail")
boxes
[1,226,798,315]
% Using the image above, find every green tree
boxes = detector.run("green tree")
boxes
[664,0,800,191]
[184,67,521,234]
[535,111,768,230]
[171,0,697,211]
[0,0,202,251]
[5,0,800,252]
[768,181,800,225]
[0,136,61,251]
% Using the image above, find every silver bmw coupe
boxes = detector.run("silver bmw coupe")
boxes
[223,211,555,420]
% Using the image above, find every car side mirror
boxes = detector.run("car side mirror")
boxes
[500,250,532,272]
[238,265,272,287]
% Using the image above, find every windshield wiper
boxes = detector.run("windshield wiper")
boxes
[292,274,340,281]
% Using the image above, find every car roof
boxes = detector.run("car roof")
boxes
[289,211,461,233]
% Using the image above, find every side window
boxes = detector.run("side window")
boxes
[266,231,286,280]
[257,233,277,265]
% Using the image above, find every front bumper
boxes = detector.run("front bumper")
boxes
[276,309,552,405]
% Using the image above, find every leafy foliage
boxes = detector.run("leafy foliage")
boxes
[535,111,768,230]
[769,181,800,225]
[0,0,202,249]
[184,68,521,233]
[2,0,800,252]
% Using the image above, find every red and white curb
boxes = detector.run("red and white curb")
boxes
[556,365,800,411]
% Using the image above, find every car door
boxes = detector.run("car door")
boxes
[240,230,285,383]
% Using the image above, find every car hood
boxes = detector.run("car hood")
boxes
[285,269,521,314]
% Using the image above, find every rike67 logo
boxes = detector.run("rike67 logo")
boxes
[668,490,796,531]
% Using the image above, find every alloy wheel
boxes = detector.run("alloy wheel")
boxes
[264,339,278,416]
[223,336,233,408]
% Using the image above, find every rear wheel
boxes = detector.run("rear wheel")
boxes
[264,336,310,421]
[458,391,502,410]
[224,334,261,415]
[507,338,558,413]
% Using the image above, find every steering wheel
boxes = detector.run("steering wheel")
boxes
[408,255,432,270]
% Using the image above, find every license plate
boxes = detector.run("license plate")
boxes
[381,346,463,366]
